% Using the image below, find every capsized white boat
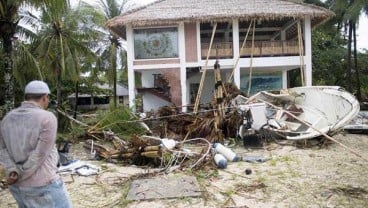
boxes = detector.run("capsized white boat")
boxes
[233,86,360,140]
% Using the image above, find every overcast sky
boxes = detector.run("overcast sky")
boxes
[72,0,368,50]
[356,13,368,51]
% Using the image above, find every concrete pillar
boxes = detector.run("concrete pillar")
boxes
[179,22,187,112]
[304,17,312,86]
[126,25,136,111]
[196,22,202,64]
[232,19,240,88]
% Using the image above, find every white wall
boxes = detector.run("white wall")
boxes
[187,71,228,105]
[141,70,161,88]
[142,93,171,112]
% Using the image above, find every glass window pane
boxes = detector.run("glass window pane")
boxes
[240,72,282,95]
[134,27,178,59]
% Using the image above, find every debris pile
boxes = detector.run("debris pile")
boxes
[83,131,214,170]
[146,83,244,143]
[59,83,248,170]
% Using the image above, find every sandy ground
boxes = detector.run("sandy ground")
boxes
[1,133,368,208]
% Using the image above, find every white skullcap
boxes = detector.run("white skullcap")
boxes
[25,80,51,94]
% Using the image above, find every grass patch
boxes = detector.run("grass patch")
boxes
[193,169,219,183]
[234,182,267,193]
[119,181,133,207]
[329,185,368,199]
[0,165,5,180]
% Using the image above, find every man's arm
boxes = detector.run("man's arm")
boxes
[18,113,58,181]
[0,126,20,177]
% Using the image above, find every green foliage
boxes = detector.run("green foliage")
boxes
[12,42,43,88]
[93,106,147,138]
[312,28,347,86]
[66,122,89,142]
[357,51,368,100]
[86,0,134,108]
[309,0,368,99]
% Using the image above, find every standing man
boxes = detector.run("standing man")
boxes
[0,80,72,207]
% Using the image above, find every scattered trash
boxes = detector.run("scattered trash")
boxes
[242,155,269,163]
[245,168,252,175]
[59,84,365,171]
[58,160,100,176]
[242,131,264,147]
[75,165,100,176]
[213,143,240,162]
[214,153,227,169]
[161,138,177,150]
[0,178,8,190]
[344,111,368,134]
[58,141,73,166]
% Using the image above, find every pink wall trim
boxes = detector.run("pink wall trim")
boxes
[185,23,198,62]
[134,58,180,65]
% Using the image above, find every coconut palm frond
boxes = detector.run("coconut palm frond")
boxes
[90,107,147,138]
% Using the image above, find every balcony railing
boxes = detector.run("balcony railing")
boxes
[201,40,301,59]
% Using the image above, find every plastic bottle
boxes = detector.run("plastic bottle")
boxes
[213,143,240,162]
[214,153,227,169]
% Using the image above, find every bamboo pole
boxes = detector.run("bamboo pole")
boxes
[213,60,224,142]
[247,22,256,97]
[194,23,217,114]
[228,20,254,83]
[297,20,305,86]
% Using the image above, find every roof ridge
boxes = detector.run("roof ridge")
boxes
[106,0,166,29]
[106,0,335,30]
[120,0,166,17]
[281,0,334,14]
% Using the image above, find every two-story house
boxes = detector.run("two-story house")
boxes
[107,0,334,112]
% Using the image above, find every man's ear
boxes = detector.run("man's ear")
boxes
[42,95,48,102]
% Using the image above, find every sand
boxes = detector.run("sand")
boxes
[1,133,368,208]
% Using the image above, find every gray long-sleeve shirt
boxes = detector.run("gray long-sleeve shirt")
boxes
[0,101,60,187]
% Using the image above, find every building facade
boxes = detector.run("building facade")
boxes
[107,0,334,112]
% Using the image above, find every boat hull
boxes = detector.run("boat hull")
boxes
[236,86,360,140]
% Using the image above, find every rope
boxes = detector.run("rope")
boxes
[247,21,256,97]
[228,20,254,83]
[60,105,236,127]
[193,23,217,114]
[297,20,305,86]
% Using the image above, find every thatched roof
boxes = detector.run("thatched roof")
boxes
[107,0,334,37]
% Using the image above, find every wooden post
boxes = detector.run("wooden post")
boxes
[213,60,224,142]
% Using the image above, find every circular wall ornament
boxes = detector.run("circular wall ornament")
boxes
[144,33,170,56]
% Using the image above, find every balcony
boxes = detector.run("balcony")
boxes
[201,40,301,59]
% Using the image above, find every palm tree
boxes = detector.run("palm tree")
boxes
[83,0,133,108]
[0,0,46,113]
[29,0,98,119]
[349,0,368,100]
[331,0,368,98]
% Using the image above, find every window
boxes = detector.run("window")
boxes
[240,72,282,95]
[134,27,178,59]
[93,96,109,105]
[77,97,91,105]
